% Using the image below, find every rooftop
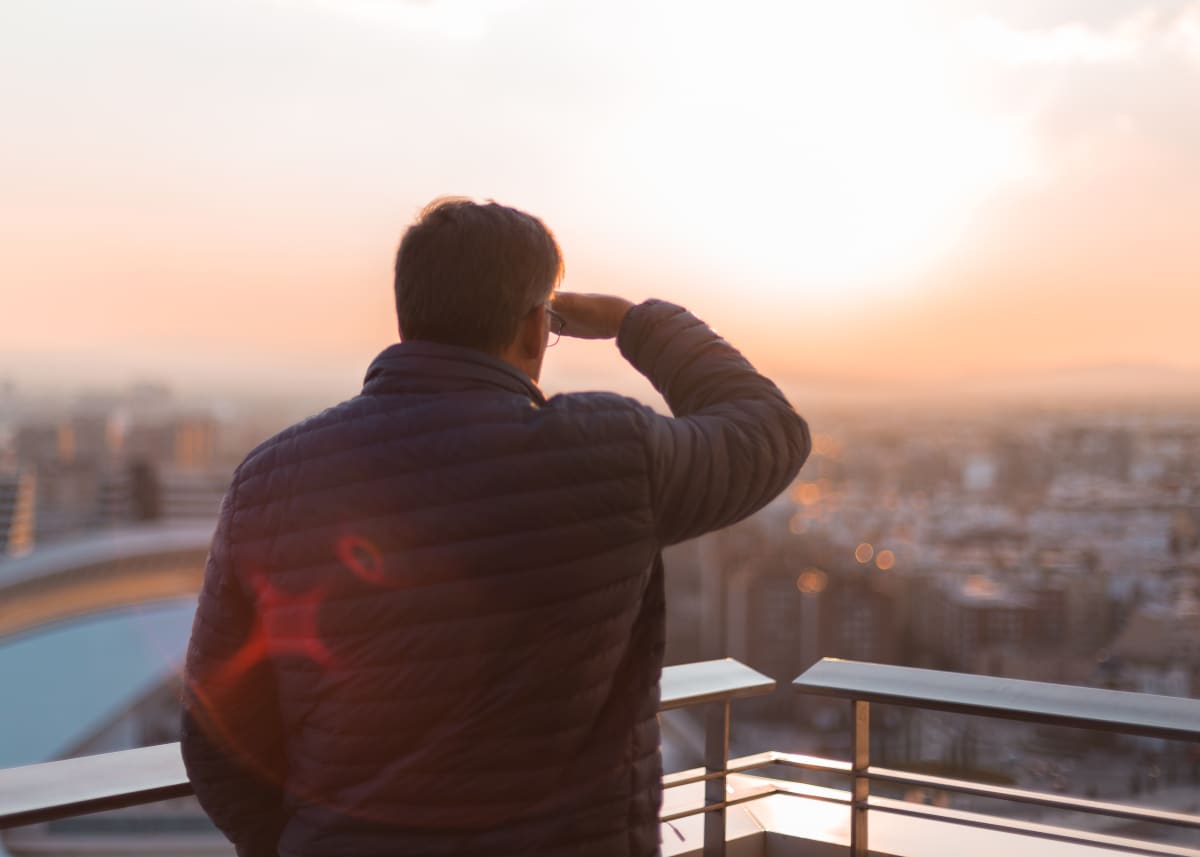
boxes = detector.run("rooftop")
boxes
[0,523,213,591]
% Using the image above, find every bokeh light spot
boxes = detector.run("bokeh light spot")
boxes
[791,482,822,506]
[796,568,828,594]
[855,543,875,564]
[876,549,896,570]
[812,434,844,460]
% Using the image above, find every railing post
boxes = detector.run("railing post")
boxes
[703,701,730,857]
[851,699,870,857]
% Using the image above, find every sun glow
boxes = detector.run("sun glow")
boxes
[620,3,1035,303]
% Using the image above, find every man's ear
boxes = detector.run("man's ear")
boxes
[516,305,546,360]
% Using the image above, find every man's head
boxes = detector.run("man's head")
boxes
[394,198,564,379]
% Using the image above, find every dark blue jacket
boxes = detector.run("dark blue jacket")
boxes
[182,299,810,857]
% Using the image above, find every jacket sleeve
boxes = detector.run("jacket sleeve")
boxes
[618,299,812,546]
[181,480,286,857]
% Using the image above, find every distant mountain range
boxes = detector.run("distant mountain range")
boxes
[777,364,1200,406]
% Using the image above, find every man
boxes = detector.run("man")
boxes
[182,197,811,857]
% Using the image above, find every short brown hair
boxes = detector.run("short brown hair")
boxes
[394,198,564,353]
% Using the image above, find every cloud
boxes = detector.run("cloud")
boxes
[955,2,1200,174]
[962,4,1200,65]
[1169,5,1200,61]
[270,0,527,40]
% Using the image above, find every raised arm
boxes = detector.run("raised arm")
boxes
[554,294,811,545]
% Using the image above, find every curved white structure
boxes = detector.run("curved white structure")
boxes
[0,523,214,640]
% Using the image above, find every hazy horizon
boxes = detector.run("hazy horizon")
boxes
[5,349,1199,416]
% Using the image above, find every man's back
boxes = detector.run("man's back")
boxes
[182,201,810,857]
[214,345,668,855]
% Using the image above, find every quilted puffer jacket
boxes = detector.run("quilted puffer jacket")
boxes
[181,299,810,857]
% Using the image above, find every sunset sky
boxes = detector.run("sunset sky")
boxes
[2,0,1199,399]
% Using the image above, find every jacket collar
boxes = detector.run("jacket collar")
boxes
[362,341,546,403]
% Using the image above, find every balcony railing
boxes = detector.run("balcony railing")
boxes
[792,659,1200,857]
[4,658,1200,857]
[0,658,775,857]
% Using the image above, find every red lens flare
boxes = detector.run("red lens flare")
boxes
[337,533,386,585]
[187,532,409,819]
[205,573,336,691]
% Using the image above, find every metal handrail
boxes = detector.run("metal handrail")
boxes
[9,657,1200,856]
[660,658,775,710]
[0,657,775,857]
[0,743,191,831]
[659,658,776,856]
[866,765,1200,830]
[792,658,1200,857]
[795,658,1200,742]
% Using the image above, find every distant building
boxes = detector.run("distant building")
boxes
[991,433,1052,504]
[1170,510,1200,556]
[1102,599,1200,697]
[96,462,228,524]
[65,413,122,464]
[30,461,106,543]
[14,422,71,466]
[919,575,1036,674]
[9,408,229,546]
[15,412,121,467]
[0,468,36,556]
[1052,426,1135,483]
[686,519,905,722]
[125,415,219,472]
